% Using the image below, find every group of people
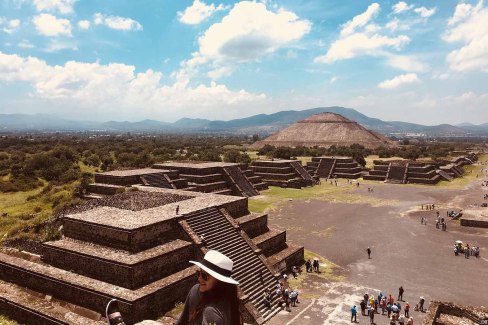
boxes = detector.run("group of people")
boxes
[435,214,447,231]
[454,243,481,258]
[263,274,300,312]
[352,287,425,324]
[421,203,435,210]
[305,258,320,272]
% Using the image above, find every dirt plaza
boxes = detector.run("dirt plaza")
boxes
[261,171,488,324]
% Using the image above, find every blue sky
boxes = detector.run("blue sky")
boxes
[0,0,487,124]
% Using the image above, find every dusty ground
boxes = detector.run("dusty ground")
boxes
[266,168,488,325]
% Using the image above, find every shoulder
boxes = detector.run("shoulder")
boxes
[202,304,227,325]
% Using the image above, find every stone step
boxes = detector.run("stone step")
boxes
[0,252,197,324]
[267,245,304,273]
[42,238,194,289]
[87,183,125,195]
[0,279,105,325]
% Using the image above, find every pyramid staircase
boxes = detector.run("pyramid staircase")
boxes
[436,169,454,181]
[385,163,408,184]
[223,166,260,197]
[183,207,282,321]
[315,158,335,179]
[290,161,314,183]
[140,173,175,189]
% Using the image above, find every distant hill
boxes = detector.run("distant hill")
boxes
[1,108,488,136]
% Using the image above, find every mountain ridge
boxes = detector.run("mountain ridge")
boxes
[1,108,488,136]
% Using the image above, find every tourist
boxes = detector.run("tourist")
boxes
[351,305,357,323]
[262,292,271,309]
[381,297,387,315]
[419,297,425,312]
[369,307,375,323]
[407,317,414,325]
[465,245,470,259]
[175,250,243,325]
[387,302,392,318]
[283,289,291,312]
[305,259,312,272]
[388,294,394,305]
[290,288,299,306]
[292,265,299,279]
[398,314,406,325]
[405,302,410,317]
[199,234,206,246]
[367,247,372,259]
[398,286,404,301]
[176,205,180,214]
[360,300,366,316]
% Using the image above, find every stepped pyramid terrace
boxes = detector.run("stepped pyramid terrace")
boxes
[249,159,316,188]
[0,187,303,324]
[87,162,267,199]
[363,155,476,185]
[305,156,363,179]
[251,112,396,149]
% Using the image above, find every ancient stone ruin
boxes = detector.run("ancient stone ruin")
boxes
[0,187,302,324]
[305,156,363,179]
[249,159,316,189]
[251,112,396,149]
[88,162,267,199]
[363,155,476,185]
[423,301,487,325]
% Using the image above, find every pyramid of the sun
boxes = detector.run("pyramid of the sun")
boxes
[252,112,396,149]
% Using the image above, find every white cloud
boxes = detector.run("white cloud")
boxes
[414,7,436,18]
[18,40,34,48]
[207,66,233,80]
[330,76,338,84]
[94,13,142,31]
[315,3,410,64]
[1,18,20,34]
[33,0,77,14]
[392,1,413,14]
[386,54,427,72]
[44,39,77,52]
[315,33,409,63]
[32,13,71,36]
[340,3,379,37]
[178,0,226,25]
[197,1,311,62]
[77,20,90,30]
[378,73,419,89]
[443,1,488,72]
[0,51,267,120]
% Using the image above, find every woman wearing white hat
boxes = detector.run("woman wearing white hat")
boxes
[175,250,243,325]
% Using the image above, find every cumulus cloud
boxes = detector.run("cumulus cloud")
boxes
[0,51,267,120]
[197,1,311,62]
[386,54,427,72]
[32,13,71,36]
[178,0,226,25]
[378,73,419,89]
[414,7,436,18]
[443,1,488,72]
[94,13,142,31]
[1,18,20,34]
[33,0,77,14]
[330,76,338,84]
[340,3,379,36]
[77,20,90,30]
[392,1,413,14]
[315,3,412,64]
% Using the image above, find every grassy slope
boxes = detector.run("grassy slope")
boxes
[0,316,18,325]
[0,161,97,241]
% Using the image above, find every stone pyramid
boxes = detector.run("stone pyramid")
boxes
[252,112,396,149]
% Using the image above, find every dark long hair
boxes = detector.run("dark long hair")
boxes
[189,280,243,325]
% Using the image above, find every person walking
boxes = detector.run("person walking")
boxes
[369,307,375,323]
[398,286,404,301]
[419,297,425,312]
[175,250,243,325]
[367,247,372,259]
[351,305,358,323]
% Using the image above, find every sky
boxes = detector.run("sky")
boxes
[0,0,487,125]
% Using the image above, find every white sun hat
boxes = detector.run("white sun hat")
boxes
[190,250,239,285]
